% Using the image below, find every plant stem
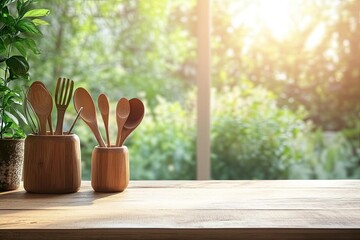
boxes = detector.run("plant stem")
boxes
[0,44,11,139]
[0,68,8,139]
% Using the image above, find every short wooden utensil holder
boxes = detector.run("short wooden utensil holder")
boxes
[23,134,81,193]
[91,146,129,192]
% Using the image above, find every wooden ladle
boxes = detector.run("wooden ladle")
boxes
[119,98,144,146]
[73,87,106,147]
[27,84,53,135]
[115,98,130,147]
[98,94,111,147]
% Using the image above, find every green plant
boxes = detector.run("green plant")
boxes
[0,0,49,139]
[211,83,310,180]
[290,129,360,179]
[213,83,360,179]
[129,97,196,180]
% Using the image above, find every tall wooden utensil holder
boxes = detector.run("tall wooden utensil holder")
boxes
[24,134,81,193]
[91,146,129,192]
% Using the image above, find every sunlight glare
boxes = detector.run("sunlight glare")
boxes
[231,0,296,40]
[305,24,325,49]
[258,0,294,40]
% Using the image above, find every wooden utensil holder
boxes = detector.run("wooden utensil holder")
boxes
[91,146,129,192]
[23,134,81,193]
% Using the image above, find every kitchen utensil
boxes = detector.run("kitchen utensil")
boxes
[115,98,130,147]
[66,107,83,135]
[119,98,144,146]
[29,81,53,134]
[27,84,53,135]
[55,78,74,135]
[73,87,106,147]
[98,94,111,147]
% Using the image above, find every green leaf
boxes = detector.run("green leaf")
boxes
[6,55,29,76]
[16,0,21,13]
[0,122,12,134]
[15,37,40,55]
[0,85,10,91]
[14,108,28,125]
[0,0,16,8]
[1,6,16,30]
[2,34,11,46]
[4,110,19,125]
[4,91,17,105]
[8,69,29,81]
[14,40,27,56]
[17,19,41,35]
[1,15,15,26]
[8,95,22,105]
[23,9,50,18]
[0,38,5,53]
[8,67,15,80]
[12,130,25,139]
[23,38,40,54]
[2,5,9,15]
[17,0,32,17]
[32,18,49,26]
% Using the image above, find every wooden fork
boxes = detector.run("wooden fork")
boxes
[55,78,74,135]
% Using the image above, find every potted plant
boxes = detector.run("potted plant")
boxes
[0,0,49,191]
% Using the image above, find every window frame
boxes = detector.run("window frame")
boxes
[196,0,211,180]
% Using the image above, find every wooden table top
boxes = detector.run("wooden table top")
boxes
[0,180,360,240]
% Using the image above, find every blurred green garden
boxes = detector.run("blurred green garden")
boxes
[27,0,359,180]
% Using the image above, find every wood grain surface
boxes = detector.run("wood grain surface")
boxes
[0,180,360,240]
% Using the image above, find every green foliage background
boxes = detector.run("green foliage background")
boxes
[27,0,359,180]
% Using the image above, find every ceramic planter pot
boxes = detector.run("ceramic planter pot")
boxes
[91,146,129,192]
[0,139,25,191]
[23,134,81,193]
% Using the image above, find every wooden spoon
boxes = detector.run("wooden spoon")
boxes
[115,98,130,147]
[119,98,144,146]
[73,87,106,147]
[27,84,53,135]
[29,81,53,135]
[98,94,111,147]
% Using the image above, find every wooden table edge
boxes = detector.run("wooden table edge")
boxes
[1,228,360,240]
